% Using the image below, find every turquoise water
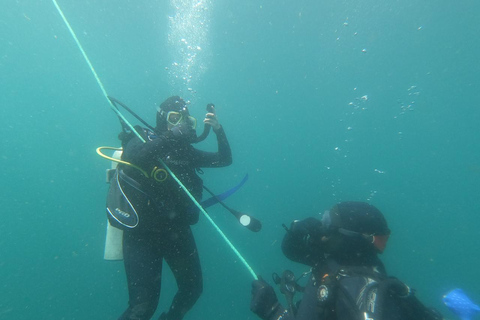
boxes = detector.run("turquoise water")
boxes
[1,0,479,319]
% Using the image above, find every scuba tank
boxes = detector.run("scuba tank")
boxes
[104,149,124,261]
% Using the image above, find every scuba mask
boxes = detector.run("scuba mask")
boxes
[321,209,390,253]
[158,107,197,142]
[156,97,214,144]
[166,111,197,129]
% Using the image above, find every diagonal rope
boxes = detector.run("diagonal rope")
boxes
[51,0,145,143]
[52,0,257,279]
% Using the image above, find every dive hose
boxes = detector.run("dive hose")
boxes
[203,185,262,232]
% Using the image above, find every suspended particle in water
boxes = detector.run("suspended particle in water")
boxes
[361,48,367,53]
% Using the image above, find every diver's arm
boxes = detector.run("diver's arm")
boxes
[194,125,232,167]
[251,273,329,320]
[251,278,293,320]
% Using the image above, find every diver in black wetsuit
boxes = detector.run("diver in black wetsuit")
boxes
[250,202,443,320]
[115,96,232,320]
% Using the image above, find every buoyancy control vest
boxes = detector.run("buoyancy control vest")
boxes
[307,260,443,320]
[107,127,204,230]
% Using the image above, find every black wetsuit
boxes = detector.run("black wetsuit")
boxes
[280,227,386,320]
[264,218,442,320]
[117,127,232,320]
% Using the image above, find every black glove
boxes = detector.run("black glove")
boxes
[251,276,283,320]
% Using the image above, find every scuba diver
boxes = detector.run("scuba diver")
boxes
[250,202,444,320]
[108,96,232,320]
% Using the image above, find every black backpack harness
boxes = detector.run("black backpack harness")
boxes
[273,261,441,320]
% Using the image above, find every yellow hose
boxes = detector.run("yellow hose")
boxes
[96,147,149,178]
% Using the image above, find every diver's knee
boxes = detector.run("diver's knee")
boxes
[190,281,203,301]
[196,283,203,297]
[180,281,202,303]
[193,275,203,294]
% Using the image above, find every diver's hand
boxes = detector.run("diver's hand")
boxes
[251,277,282,320]
[203,106,221,131]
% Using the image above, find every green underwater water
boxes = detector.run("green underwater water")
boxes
[1,0,479,319]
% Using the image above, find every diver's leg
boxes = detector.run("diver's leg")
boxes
[162,226,203,320]
[118,231,163,320]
